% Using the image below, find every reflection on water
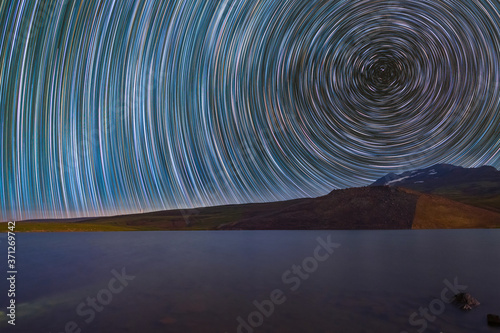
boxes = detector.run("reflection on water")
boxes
[0,230,499,333]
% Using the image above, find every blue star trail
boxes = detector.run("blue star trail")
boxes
[1,0,500,221]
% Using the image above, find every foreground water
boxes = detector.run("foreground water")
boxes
[0,230,499,333]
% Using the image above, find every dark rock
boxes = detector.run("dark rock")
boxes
[453,293,480,311]
[487,314,500,327]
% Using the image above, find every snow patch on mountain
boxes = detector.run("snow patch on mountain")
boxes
[386,176,411,185]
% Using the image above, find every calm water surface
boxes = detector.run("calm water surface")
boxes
[1,230,499,333]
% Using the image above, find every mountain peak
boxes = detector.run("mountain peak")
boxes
[369,164,500,212]
[371,164,499,187]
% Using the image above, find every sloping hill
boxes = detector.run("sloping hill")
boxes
[14,199,307,231]
[218,186,418,230]
[218,186,500,230]
[14,183,500,232]
[412,191,500,229]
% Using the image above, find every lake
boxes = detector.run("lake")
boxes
[1,230,499,332]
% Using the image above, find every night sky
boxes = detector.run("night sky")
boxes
[1,0,500,221]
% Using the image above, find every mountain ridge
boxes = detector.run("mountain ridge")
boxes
[370,163,500,212]
[10,164,500,232]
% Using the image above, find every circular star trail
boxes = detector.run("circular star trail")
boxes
[1,0,500,220]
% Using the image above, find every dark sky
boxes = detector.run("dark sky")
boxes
[1,0,500,220]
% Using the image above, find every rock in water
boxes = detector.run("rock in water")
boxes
[453,293,480,310]
[487,314,500,327]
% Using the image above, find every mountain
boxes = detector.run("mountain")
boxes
[370,164,500,212]
[12,164,500,232]
[15,184,500,232]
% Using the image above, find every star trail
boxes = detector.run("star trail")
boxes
[1,0,500,221]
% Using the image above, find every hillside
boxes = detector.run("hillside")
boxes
[14,185,500,231]
[218,186,417,230]
[219,186,500,230]
[411,190,500,229]
[13,199,306,232]
[11,165,500,232]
